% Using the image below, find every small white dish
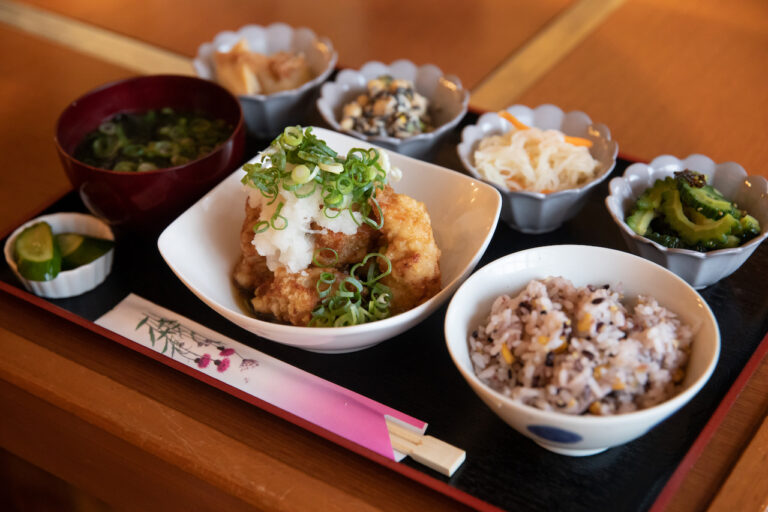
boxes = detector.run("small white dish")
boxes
[4,212,114,299]
[316,59,469,159]
[444,245,720,456]
[159,127,501,353]
[194,23,337,138]
[606,154,768,289]
[457,104,619,233]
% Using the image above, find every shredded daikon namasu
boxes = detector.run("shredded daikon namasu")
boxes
[474,127,600,193]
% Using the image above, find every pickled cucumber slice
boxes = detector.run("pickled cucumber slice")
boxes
[56,233,114,270]
[661,189,738,245]
[14,222,61,281]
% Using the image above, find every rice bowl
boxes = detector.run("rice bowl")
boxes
[444,245,720,456]
[469,277,693,416]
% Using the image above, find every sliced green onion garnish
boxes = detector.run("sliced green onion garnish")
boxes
[137,162,158,172]
[325,190,343,207]
[241,127,391,236]
[270,202,287,230]
[191,118,211,134]
[99,122,117,135]
[281,126,303,149]
[339,276,363,298]
[152,140,173,157]
[293,181,317,199]
[291,164,314,184]
[122,144,144,158]
[362,197,384,229]
[313,247,339,267]
[252,221,269,234]
[113,161,136,172]
[93,136,119,158]
[271,148,286,169]
[315,271,336,298]
[337,177,354,195]
[310,252,393,327]
[169,125,187,140]
[350,252,391,285]
[323,207,342,219]
[298,150,335,165]
[319,162,344,174]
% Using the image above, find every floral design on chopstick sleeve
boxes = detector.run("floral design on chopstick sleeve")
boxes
[97,294,428,462]
[135,312,258,376]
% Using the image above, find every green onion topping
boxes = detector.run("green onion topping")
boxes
[313,247,339,267]
[241,126,389,230]
[309,252,393,327]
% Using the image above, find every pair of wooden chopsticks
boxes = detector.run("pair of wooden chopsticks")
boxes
[386,419,466,477]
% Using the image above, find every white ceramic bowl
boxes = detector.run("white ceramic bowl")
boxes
[159,127,500,353]
[606,154,768,289]
[194,23,337,138]
[444,245,720,456]
[4,212,114,298]
[316,59,469,159]
[458,104,619,233]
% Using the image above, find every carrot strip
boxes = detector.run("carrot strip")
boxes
[497,111,593,148]
[564,137,593,147]
[497,110,530,131]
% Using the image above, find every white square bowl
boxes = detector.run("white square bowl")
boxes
[158,127,501,353]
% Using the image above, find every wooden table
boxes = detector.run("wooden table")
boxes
[1,0,766,509]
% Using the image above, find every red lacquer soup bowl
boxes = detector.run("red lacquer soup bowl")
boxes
[55,75,245,230]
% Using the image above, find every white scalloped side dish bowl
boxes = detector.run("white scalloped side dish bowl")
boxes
[158,128,501,353]
[445,245,720,456]
[606,154,768,289]
[317,59,469,159]
[4,212,114,298]
[194,23,337,138]
[458,104,619,234]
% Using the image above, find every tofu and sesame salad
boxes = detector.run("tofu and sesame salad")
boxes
[339,75,432,138]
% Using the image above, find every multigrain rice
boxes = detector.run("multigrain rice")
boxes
[469,277,694,415]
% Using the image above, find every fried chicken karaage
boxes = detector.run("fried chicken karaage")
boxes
[375,186,442,314]
[233,186,441,326]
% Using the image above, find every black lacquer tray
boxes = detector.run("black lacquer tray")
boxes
[2,116,767,512]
